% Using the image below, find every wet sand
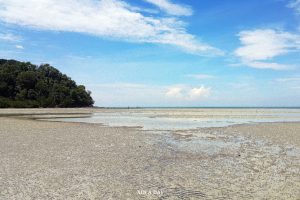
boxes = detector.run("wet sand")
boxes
[0,109,299,199]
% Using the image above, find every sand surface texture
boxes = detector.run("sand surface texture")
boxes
[0,109,299,199]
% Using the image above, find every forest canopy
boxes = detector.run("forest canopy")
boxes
[0,59,94,108]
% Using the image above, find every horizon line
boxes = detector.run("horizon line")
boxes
[94,106,300,109]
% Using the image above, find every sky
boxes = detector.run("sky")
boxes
[0,0,300,107]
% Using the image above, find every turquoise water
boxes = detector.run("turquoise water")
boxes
[45,108,300,130]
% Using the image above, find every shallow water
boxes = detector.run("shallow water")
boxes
[45,108,300,130]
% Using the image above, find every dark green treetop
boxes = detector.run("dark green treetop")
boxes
[0,59,94,108]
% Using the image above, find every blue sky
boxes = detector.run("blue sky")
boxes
[0,0,300,107]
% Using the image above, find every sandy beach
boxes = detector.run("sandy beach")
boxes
[0,109,299,199]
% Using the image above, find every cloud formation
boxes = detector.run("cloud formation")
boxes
[234,29,300,70]
[87,83,211,106]
[166,85,211,100]
[245,61,293,70]
[15,45,24,49]
[0,0,220,55]
[186,74,215,79]
[144,0,192,16]
[165,87,183,97]
[276,76,300,82]
[288,0,300,15]
[0,33,22,42]
[189,87,211,98]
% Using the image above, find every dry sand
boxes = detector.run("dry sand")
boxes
[0,109,299,199]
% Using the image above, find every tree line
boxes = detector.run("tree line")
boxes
[0,59,94,108]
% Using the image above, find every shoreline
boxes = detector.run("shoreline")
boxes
[5,110,300,148]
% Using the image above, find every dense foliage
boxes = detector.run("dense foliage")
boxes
[0,59,94,108]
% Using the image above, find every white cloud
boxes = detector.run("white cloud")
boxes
[189,86,211,98]
[0,33,22,42]
[15,45,24,49]
[86,83,212,106]
[0,0,221,55]
[288,0,300,15]
[235,29,300,61]
[276,76,300,82]
[245,61,294,70]
[166,85,211,100]
[234,29,300,70]
[165,87,183,97]
[229,61,294,70]
[186,74,215,79]
[144,0,192,16]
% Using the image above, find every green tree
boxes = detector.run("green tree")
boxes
[16,71,38,89]
[0,59,94,108]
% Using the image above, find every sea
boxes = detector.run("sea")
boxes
[46,108,300,130]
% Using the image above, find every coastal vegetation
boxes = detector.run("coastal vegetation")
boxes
[0,59,94,108]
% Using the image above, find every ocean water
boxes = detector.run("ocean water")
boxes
[45,108,300,130]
